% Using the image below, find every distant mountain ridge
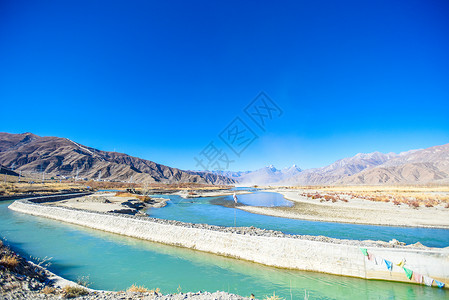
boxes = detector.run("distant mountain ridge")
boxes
[212,143,449,185]
[281,151,398,185]
[2,132,447,186]
[337,143,449,184]
[0,132,235,185]
[209,164,302,185]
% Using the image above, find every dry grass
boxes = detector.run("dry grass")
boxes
[0,254,19,269]
[86,180,231,191]
[264,292,284,300]
[76,275,91,287]
[290,185,449,193]
[127,284,150,293]
[301,192,348,203]
[0,181,89,197]
[292,185,449,209]
[62,285,89,298]
[41,286,56,294]
[126,284,160,294]
[114,192,152,202]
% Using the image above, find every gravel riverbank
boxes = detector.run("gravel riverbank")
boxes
[0,240,249,300]
[7,193,449,296]
[22,195,428,249]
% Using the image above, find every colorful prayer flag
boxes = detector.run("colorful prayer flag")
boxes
[360,248,368,256]
[435,280,445,288]
[423,276,434,287]
[413,272,423,284]
[403,267,413,280]
[384,259,393,271]
[396,259,405,267]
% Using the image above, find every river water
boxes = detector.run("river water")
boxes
[0,194,448,299]
[149,192,449,248]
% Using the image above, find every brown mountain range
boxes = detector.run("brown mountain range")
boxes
[279,143,449,185]
[0,132,235,185]
[337,143,449,185]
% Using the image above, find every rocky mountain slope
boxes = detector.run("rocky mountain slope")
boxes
[239,165,302,185]
[210,165,302,186]
[221,143,449,185]
[338,144,449,184]
[281,151,398,185]
[0,132,234,185]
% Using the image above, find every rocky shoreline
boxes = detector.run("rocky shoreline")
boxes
[0,240,249,299]
[6,193,449,298]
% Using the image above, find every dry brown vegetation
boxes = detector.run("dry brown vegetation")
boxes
[0,182,89,197]
[85,180,231,191]
[41,286,56,294]
[294,185,449,209]
[114,191,152,202]
[0,254,19,270]
[126,284,160,294]
[300,192,348,203]
[263,292,284,300]
[127,284,150,293]
[62,285,89,298]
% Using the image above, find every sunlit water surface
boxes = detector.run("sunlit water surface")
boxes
[149,192,449,248]
[0,194,448,299]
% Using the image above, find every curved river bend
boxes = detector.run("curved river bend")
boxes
[1,193,448,299]
[150,192,449,248]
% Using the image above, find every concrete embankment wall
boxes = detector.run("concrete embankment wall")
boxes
[9,198,449,288]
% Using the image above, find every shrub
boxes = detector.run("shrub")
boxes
[127,284,150,293]
[311,193,322,200]
[392,200,400,206]
[41,286,56,294]
[136,195,152,202]
[264,292,284,300]
[425,203,434,208]
[62,285,88,298]
[0,255,19,270]
[408,201,420,208]
[76,275,91,287]
[126,285,160,294]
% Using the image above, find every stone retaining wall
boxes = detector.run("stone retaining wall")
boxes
[8,195,449,288]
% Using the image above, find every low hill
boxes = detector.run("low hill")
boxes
[0,132,235,185]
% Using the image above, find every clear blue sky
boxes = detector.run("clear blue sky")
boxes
[1,0,448,171]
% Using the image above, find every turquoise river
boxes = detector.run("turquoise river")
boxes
[0,192,448,299]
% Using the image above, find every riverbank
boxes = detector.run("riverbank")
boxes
[0,239,249,299]
[175,189,251,199]
[8,195,449,289]
[238,189,449,228]
[40,192,168,215]
[0,238,90,299]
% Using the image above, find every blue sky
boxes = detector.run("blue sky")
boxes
[1,0,448,171]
